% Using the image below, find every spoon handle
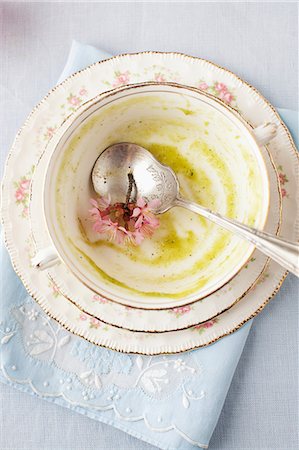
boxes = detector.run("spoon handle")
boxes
[175,197,299,277]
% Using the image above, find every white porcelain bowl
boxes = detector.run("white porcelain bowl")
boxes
[40,82,271,309]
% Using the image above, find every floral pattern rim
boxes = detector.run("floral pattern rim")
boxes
[2,51,298,354]
[27,80,282,332]
[31,136,280,332]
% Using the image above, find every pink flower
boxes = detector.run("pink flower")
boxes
[52,284,59,293]
[213,82,234,103]
[15,187,25,201]
[44,126,56,140]
[279,173,287,185]
[198,82,209,91]
[89,205,102,222]
[172,305,191,315]
[20,179,30,190]
[204,321,214,328]
[112,71,130,87]
[79,313,87,321]
[90,317,101,329]
[281,188,287,198]
[132,198,160,229]
[67,94,81,106]
[132,229,145,245]
[101,219,128,244]
[89,196,160,246]
[219,91,233,104]
[155,73,166,82]
[89,197,112,233]
[97,196,111,210]
[194,320,215,330]
[92,219,108,234]
[79,88,87,96]
[131,198,160,244]
[215,82,227,93]
[89,196,110,215]
[93,294,108,304]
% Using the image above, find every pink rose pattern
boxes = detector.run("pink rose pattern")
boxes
[93,294,109,304]
[90,317,101,329]
[79,313,88,321]
[193,318,218,334]
[42,88,88,142]
[102,66,180,88]
[13,166,34,218]
[48,281,61,298]
[112,70,130,87]
[59,86,88,113]
[169,305,193,318]
[277,165,289,198]
[145,65,180,82]
[79,88,87,96]
[67,94,81,106]
[198,80,237,107]
[43,126,57,141]
[10,67,292,347]
[78,313,109,331]
[154,72,166,82]
[79,313,100,328]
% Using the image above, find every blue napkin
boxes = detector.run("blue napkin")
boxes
[0,40,298,450]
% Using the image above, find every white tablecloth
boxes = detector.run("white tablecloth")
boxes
[0,2,298,449]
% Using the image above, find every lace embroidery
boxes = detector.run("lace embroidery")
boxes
[1,300,208,448]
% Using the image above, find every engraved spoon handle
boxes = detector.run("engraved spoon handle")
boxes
[175,197,299,277]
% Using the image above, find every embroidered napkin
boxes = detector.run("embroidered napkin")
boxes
[1,40,297,450]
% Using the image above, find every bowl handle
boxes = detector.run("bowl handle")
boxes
[31,246,60,270]
[253,122,277,146]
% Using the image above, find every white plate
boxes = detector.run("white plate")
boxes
[30,95,280,332]
[41,83,271,309]
[2,52,298,354]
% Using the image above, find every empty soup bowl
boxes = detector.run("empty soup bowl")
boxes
[41,82,271,309]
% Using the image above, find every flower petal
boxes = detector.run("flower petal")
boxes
[90,198,99,208]
[132,207,141,218]
[146,214,160,228]
[89,195,160,246]
[135,214,144,229]
[137,197,146,208]
[97,195,111,210]
[89,207,101,218]
[118,226,128,234]
[133,230,145,245]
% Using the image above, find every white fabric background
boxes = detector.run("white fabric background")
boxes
[0,2,298,450]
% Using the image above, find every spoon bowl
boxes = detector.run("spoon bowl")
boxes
[92,142,179,214]
[93,142,299,277]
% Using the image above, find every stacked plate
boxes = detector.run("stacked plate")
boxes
[2,52,298,355]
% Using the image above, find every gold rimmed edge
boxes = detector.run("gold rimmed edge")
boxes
[36,81,282,327]
[0,233,287,355]
[1,49,298,185]
[1,51,297,354]
[43,137,282,333]
[39,81,273,310]
[46,259,270,334]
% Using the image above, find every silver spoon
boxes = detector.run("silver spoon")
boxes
[92,142,299,277]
